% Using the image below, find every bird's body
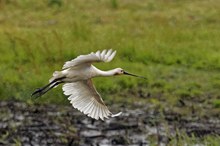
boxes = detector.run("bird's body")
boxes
[51,65,120,83]
[52,65,94,82]
[32,49,146,120]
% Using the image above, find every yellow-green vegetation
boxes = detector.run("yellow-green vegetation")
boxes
[0,0,220,143]
[168,134,220,146]
[1,0,220,106]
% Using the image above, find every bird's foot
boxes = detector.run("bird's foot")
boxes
[31,88,44,98]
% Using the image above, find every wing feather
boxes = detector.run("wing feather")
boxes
[88,101,95,117]
[97,105,101,120]
[99,106,104,120]
[100,49,107,60]
[107,50,116,62]
[62,79,115,120]
[95,50,101,58]
[105,49,113,58]
[94,103,99,120]
[62,49,117,69]
[83,100,94,114]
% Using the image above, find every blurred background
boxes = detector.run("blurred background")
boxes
[0,0,220,145]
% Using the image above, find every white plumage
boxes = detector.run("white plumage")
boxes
[61,49,119,120]
[63,80,112,120]
[62,49,116,69]
[32,49,146,120]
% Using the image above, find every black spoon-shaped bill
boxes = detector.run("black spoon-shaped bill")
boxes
[123,71,147,80]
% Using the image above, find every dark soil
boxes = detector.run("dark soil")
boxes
[0,101,219,146]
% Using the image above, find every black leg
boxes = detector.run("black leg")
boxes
[31,77,65,98]
[31,82,54,97]
[39,81,64,96]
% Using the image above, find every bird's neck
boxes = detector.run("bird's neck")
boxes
[92,66,116,77]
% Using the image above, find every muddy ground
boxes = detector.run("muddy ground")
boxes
[0,101,219,146]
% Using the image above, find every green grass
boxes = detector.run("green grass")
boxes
[0,0,219,106]
[167,134,220,146]
[0,0,220,107]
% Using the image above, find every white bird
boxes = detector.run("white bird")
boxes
[32,49,146,120]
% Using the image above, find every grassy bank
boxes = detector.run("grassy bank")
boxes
[0,1,219,104]
[0,0,219,107]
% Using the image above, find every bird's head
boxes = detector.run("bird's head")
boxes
[114,68,147,80]
[114,68,124,75]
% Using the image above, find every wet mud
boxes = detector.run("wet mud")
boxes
[0,101,219,145]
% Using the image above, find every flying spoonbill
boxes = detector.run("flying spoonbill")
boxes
[32,49,146,120]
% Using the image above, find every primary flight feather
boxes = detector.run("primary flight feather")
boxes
[32,49,146,120]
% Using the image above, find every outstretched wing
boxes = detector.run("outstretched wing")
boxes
[62,79,121,120]
[62,49,116,69]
